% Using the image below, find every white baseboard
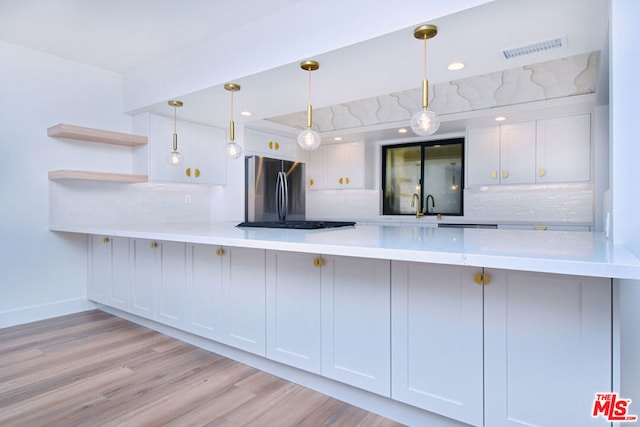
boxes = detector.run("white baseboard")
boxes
[0,298,95,328]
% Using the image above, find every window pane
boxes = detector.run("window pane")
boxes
[423,143,462,215]
[383,145,421,215]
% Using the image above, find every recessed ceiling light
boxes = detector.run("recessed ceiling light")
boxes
[495,116,507,122]
[240,111,252,116]
[334,136,343,141]
[398,128,408,133]
[448,62,465,71]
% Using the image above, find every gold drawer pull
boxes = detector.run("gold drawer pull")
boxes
[491,170,497,179]
[313,258,324,267]
[195,168,200,178]
[150,242,159,249]
[186,168,191,177]
[346,177,350,184]
[102,237,110,243]
[502,170,509,179]
[474,272,491,285]
[309,179,314,186]
[339,177,343,185]
[538,168,546,177]
[215,248,224,256]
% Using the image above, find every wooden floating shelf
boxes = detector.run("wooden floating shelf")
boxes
[48,170,148,184]
[47,123,147,147]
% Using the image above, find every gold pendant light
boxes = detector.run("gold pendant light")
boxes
[223,83,243,159]
[297,60,321,150]
[166,100,184,165]
[410,24,440,136]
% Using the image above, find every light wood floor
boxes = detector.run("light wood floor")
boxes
[0,310,404,427]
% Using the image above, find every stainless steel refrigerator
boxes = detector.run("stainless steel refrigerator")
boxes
[245,156,305,222]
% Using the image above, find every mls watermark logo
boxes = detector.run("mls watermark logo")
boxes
[592,393,638,422]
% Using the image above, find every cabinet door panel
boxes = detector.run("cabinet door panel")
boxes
[322,256,390,396]
[223,247,266,356]
[266,251,321,373]
[191,123,226,185]
[186,244,224,340]
[391,262,483,426]
[466,126,500,186]
[109,236,130,311]
[150,114,192,183]
[130,239,160,319]
[484,269,611,427]
[88,236,111,304]
[500,122,536,184]
[157,241,186,328]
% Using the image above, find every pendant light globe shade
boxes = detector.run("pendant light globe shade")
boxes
[166,149,183,165]
[297,128,321,150]
[410,109,440,136]
[223,141,243,159]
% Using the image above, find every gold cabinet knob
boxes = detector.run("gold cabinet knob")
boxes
[502,170,509,179]
[150,241,159,249]
[491,170,497,179]
[345,177,350,185]
[215,248,224,256]
[474,272,491,285]
[186,168,191,177]
[309,179,314,186]
[313,257,324,267]
[538,167,546,177]
[102,237,110,243]
[339,177,343,185]
[275,142,279,150]
[195,168,200,178]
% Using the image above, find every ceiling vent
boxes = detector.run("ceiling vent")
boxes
[501,36,567,60]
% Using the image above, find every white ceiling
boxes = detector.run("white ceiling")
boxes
[0,0,610,140]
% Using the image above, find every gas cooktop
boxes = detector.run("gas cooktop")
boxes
[237,220,356,230]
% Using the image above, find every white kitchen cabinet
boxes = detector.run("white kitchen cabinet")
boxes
[536,113,591,183]
[149,114,227,185]
[185,243,224,341]
[266,251,322,374]
[222,246,267,356]
[391,262,483,426]
[466,122,535,186]
[244,127,297,160]
[130,238,161,320]
[156,241,186,329]
[321,256,390,396]
[88,235,131,311]
[307,141,367,190]
[484,269,611,427]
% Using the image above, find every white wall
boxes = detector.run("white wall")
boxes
[610,0,640,407]
[0,41,135,327]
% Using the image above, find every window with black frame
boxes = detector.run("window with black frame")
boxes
[382,138,464,216]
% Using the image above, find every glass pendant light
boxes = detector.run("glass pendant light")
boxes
[297,60,321,150]
[166,100,184,165]
[411,24,440,136]
[223,83,243,159]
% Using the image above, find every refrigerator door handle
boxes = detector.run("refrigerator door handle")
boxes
[282,171,289,221]
[276,171,286,221]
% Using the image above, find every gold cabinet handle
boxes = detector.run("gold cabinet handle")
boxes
[269,141,273,149]
[215,248,224,256]
[538,167,546,177]
[309,179,314,186]
[275,142,279,150]
[345,177,350,185]
[491,170,497,179]
[186,168,191,177]
[534,226,548,231]
[150,242,159,249]
[313,258,324,267]
[195,168,200,178]
[502,170,509,179]
[269,141,279,150]
[339,177,343,185]
[102,237,110,243]
[474,272,491,285]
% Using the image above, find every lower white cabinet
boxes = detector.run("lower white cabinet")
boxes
[185,243,224,341]
[156,241,186,329]
[130,238,161,320]
[88,235,130,311]
[391,262,484,426]
[484,269,611,427]
[321,256,391,396]
[222,247,266,356]
[266,251,322,373]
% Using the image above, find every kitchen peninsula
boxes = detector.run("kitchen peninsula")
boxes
[50,221,640,427]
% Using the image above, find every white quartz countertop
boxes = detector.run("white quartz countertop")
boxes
[51,221,640,280]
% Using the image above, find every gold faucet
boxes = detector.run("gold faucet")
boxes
[411,193,424,218]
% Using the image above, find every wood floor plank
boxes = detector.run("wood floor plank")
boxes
[0,310,405,427]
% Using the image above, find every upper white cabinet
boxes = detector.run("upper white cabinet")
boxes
[244,128,297,160]
[536,114,591,183]
[391,261,483,426]
[307,141,369,190]
[148,114,227,185]
[466,114,591,187]
[484,269,611,427]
